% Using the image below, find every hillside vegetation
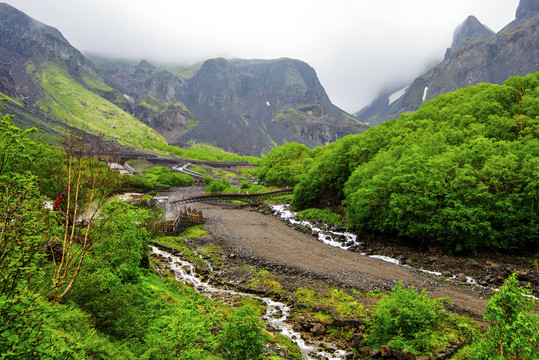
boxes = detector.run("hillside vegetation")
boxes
[258,72,539,254]
[30,62,167,148]
[0,105,273,359]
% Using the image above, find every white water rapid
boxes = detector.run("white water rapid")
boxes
[270,204,539,301]
[150,246,349,360]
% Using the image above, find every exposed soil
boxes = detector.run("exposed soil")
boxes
[161,185,539,320]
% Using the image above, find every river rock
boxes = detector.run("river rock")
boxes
[311,323,326,336]
[456,273,468,282]
[350,333,363,348]
[381,344,392,358]
[403,349,416,360]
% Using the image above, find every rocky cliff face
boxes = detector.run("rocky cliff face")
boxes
[99,57,367,156]
[355,0,538,126]
[0,3,97,93]
[1,3,364,156]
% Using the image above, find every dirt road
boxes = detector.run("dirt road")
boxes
[181,199,491,318]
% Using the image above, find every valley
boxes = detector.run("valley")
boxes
[0,0,538,359]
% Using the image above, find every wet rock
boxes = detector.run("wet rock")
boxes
[403,349,416,360]
[381,344,392,358]
[311,323,326,336]
[353,346,368,356]
[370,349,382,358]
[393,350,404,360]
[350,333,364,348]
[441,271,452,278]
[405,258,414,266]
[456,273,467,282]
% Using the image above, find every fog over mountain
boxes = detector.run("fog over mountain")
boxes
[4,0,519,112]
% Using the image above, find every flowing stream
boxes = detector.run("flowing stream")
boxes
[150,246,348,360]
[270,204,539,301]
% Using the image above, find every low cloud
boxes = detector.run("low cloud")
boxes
[7,0,520,112]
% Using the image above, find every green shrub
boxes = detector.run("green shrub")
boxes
[205,178,232,193]
[114,174,153,193]
[221,306,267,359]
[368,282,449,354]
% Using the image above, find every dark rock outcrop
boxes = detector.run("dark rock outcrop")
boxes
[0,3,365,156]
[355,0,538,126]
[98,57,368,156]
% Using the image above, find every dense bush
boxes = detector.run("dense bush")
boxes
[368,282,451,354]
[257,73,539,253]
[205,178,231,193]
[221,306,267,360]
[474,273,539,359]
[256,142,312,187]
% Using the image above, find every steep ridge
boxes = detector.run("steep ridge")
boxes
[0,3,166,148]
[355,0,538,126]
[98,57,368,156]
[0,2,367,156]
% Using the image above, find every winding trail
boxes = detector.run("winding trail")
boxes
[183,199,490,318]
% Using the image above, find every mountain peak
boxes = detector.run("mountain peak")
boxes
[516,0,539,20]
[451,15,494,49]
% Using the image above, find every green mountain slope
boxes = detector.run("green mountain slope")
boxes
[31,62,165,147]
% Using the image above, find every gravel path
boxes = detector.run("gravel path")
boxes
[174,197,491,318]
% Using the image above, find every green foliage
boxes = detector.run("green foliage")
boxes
[92,201,154,282]
[256,142,312,187]
[144,166,194,188]
[264,73,539,253]
[367,282,450,354]
[473,273,539,359]
[114,174,154,193]
[221,306,267,360]
[294,287,365,318]
[36,63,166,148]
[296,208,343,226]
[205,178,232,193]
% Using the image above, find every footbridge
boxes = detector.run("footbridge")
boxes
[155,206,206,236]
[169,188,293,206]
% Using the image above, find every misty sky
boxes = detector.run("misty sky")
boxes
[6,0,520,112]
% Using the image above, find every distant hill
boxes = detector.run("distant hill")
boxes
[0,3,367,157]
[355,0,539,126]
[96,57,368,156]
[0,2,166,149]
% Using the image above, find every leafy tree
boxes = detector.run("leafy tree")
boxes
[50,131,120,302]
[205,178,231,194]
[256,142,311,187]
[0,174,57,358]
[475,273,539,359]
